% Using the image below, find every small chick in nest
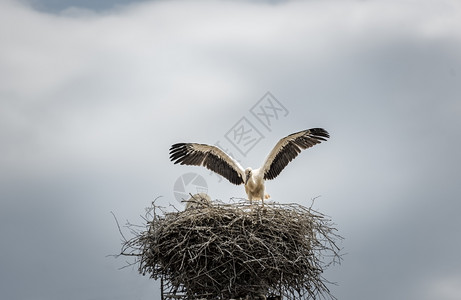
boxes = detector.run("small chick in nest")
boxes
[183,193,211,210]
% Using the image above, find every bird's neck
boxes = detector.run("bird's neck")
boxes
[247,170,262,186]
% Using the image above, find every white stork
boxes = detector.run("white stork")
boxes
[169,128,329,205]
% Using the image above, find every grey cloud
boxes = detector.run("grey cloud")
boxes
[1,0,461,300]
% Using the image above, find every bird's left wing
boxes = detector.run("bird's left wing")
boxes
[169,143,245,185]
[261,128,330,180]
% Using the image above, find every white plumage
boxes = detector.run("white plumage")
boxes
[169,128,329,205]
[184,193,212,210]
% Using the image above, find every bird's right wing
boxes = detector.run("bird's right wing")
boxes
[169,143,245,185]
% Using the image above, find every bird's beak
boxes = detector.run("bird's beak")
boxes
[245,174,249,185]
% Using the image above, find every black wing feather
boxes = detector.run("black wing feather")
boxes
[169,143,244,185]
[263,128,329,180]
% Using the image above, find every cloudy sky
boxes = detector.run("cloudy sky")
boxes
[1,0,461,299]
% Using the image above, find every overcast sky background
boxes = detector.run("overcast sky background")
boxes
[1,0,461,299]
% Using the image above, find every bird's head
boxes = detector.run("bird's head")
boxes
[244,167,252,185]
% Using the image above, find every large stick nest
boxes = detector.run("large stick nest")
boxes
[119,199,342,300]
